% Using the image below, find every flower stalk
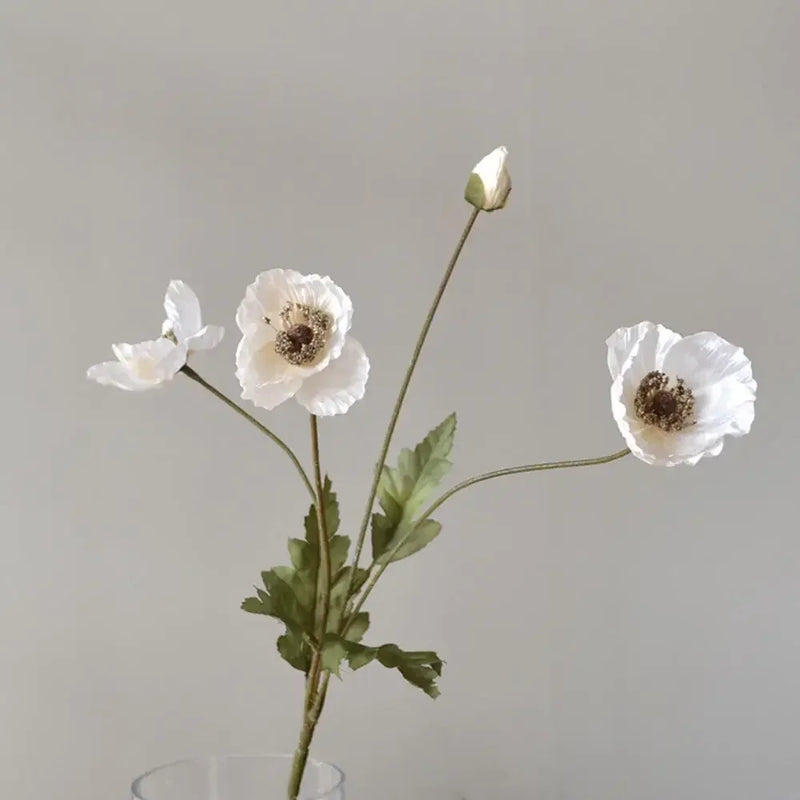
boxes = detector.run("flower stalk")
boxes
[180,365,315,499]
[343,447,631,634]
[346,206,481,602]
[287,416,333,800]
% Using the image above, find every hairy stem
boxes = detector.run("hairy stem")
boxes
[346,207,482,601]
[180,365,315,499]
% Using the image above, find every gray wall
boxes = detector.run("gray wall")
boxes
[2,1,799,798]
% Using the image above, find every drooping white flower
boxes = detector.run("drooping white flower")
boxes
[235,269,370,416]
[464,146,511,212]
[606,321,756,466]
[87,280,223,391]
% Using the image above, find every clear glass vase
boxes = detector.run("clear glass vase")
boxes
[131,754,345,800]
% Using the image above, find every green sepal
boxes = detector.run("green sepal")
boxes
[464,172,486,210]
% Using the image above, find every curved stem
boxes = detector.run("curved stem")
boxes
[345,447,630,628]
[346,207,482,601]
[180,365,315,499]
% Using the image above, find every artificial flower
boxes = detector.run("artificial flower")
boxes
[87,280,223,391]
[464,145,511,211]
[235,269,369,416]
[606,321,756,466]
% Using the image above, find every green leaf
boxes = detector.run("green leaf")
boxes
[371,413,456,563]
[387,519,442,562]
[328,637,444,698]
[346,612,370,643]
[242,475,361,676]
[304,475,340,549]
[326,566,369,633]
[277,630,311,673]
[321,635,349,677]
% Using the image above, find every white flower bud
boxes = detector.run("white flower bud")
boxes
[464,146,511,211]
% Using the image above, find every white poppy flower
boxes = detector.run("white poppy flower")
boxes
[235,269,370,416]
[465,145,511,211]
[87,280,223,391]
[607,321,756,466]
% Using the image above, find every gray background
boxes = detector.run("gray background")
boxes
[2,1,799,799]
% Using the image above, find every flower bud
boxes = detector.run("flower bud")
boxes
[464,146,511,211]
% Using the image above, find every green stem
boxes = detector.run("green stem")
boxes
[287,416,333,799]
[345,447,631,629]
[304,415,333,713]
[287,672,331,800]
[180,365,315,500]
[346,207,482,601]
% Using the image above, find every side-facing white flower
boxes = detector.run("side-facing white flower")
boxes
[87,280,224,391]
[607,321,756,466]
[464,145,511,211]
[235,269,370,416]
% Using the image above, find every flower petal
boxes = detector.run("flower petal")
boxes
[294,337,370,416]
[662,331,755,390]
[164,280,202,341]
[607,322,682,384]
[155,341,189,379]
[185,325,225,351]
[235,335,294,386]
[86,361,153,391]
[241,376,302,410]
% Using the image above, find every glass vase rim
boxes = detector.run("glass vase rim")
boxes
[130,752,345,800]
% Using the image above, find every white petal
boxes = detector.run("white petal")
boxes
[608,322,682,384]
[606,321,652,379]
[164,280,202,341]
[295,337,370,416]
[241,376,302,410]
[663,331,754,390]
[111,338,186,383]
[87,361,153,391]
[185,325,225,351]
[155,341,189,379]
[235,335,293,386]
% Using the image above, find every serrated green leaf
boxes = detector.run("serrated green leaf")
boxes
[329,535,350,575]
[277,630,311,673]
[384,519,442,563]
[371,413,455,563]
[326,566,369,633]
[288,538,311,572]
[304,475,340,548]
[321,635,349,677]
[346,612,370,643]
[327,637,443,698]
[241,596,267,614]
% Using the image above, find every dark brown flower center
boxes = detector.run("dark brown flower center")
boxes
[634,370,695,432]
[273,303,331,366]
[285,324,315,351]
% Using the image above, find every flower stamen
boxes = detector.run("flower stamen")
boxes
[634,370,695,432]
[274,303,331,366]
